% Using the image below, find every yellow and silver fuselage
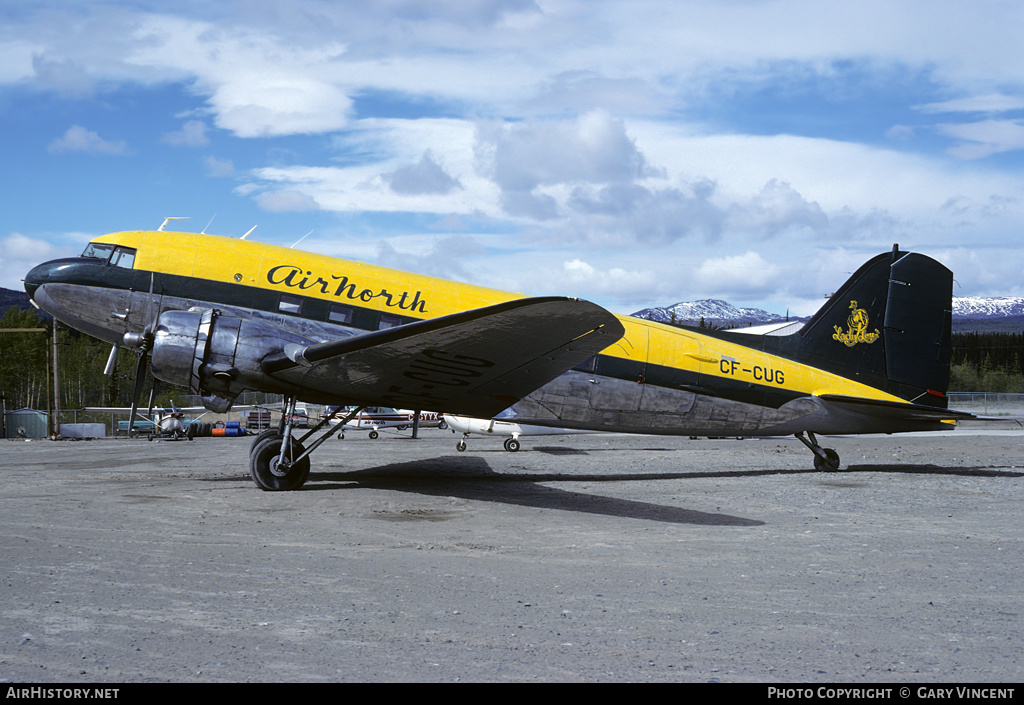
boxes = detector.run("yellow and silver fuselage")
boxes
[25,230,925,436]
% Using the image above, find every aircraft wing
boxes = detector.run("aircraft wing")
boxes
[263,296,624,418]
[85,406,210,413]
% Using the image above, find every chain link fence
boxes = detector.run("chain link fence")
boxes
[947,393,1024,416]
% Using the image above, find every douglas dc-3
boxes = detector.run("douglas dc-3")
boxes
[24,228,974,490]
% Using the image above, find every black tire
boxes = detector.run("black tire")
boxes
[504,438,520,452]
[369,430,379,439]
[813,448,840,472]
[249,429,282,457]
[456,440,466,452]
[249,436,310,491]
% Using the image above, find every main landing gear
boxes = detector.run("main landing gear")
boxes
[248,399,365,491]
[794,431,840,472]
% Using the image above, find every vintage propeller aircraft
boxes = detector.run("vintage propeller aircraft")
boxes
[25,227,974,490]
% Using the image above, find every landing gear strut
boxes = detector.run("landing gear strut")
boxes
[795,431,840,472]
[247,399,364,491]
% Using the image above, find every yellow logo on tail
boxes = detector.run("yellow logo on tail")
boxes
[833,300,880,347]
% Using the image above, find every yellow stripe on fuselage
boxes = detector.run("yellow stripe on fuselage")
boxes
[93,230,906,405]
[630,317,904,402]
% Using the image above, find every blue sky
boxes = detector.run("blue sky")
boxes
[2,0,1023,316]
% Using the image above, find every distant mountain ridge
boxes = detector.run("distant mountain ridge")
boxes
[631,299,801,327]
[0,287,33,313]
[0,287,48,322]
[632,296,1024,332]
[952,296,1024,318]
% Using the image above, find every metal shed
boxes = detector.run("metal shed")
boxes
[4,408,48,439]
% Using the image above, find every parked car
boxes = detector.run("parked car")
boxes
[286,407,309,428]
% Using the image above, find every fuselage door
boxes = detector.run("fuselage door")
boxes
[585,324,648,412]
[640,327,706,414]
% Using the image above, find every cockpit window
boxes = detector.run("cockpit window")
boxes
[81,242,115,260]
[109,246,137,269]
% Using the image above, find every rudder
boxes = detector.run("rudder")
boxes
[796,246,953,407]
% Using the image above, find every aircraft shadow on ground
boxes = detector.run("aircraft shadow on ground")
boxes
[298,456,1023,527]
[311,456,763,527]
[842,463,1024,478]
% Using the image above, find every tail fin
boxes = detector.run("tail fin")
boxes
[796,245,953,407]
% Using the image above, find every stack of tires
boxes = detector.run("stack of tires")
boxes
[188,421,248,438]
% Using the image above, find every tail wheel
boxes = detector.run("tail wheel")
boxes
[814,448,841,472]
[795,432,841,472]
[250,436,310,491]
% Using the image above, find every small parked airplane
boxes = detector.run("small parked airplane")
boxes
[326,407,447,438]
[444,413,595,452]
[25,227,974,490]
[87,400,205,440]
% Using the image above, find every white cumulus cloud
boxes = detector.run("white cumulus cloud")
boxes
[47,125,127,155]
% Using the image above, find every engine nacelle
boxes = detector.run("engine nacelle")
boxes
[150,309,317,412]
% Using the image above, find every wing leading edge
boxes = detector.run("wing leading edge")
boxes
[263,296,625,418]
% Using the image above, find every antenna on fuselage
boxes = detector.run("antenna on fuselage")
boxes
[201,215,216,234]
[240,225,258,240]
[158,217,189,232]
[290,230,313,248]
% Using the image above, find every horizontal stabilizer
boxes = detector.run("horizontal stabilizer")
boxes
[816,394,976,422]
[265,297,624,418]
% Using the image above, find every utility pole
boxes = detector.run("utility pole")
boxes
[52,323,60,439]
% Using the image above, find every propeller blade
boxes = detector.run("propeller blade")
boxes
[146,376,159,419]
[128,351,149,436]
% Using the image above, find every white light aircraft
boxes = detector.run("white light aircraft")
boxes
[443,413,595,452]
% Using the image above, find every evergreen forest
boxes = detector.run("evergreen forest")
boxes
[949,331,1024,393]
[0,307,185,416]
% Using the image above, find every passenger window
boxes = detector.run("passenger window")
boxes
[378,313,403,330]
[278,293,302,314]
[328,304,354,324]
[109,246,136,269]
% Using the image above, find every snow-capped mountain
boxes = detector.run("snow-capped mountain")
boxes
[632,296,1024,331]
[952,296,1024,318]
[631,299,794,326]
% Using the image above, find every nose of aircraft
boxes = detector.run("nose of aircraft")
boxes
[23,260,54,300]
[24,257,92,301]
